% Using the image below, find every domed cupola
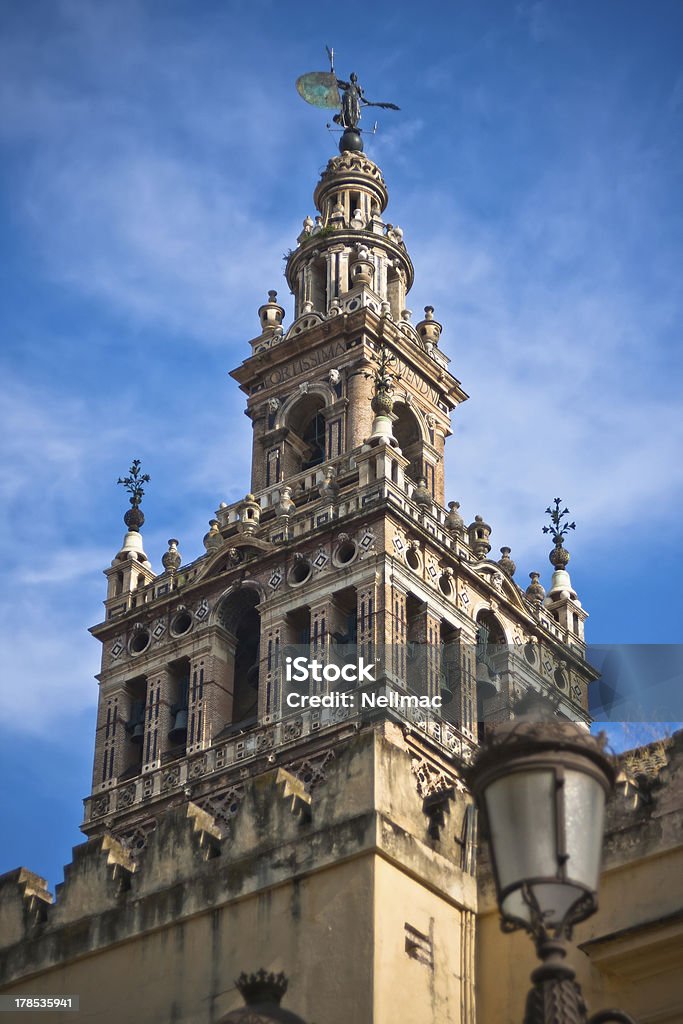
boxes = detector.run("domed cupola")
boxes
[285,149,414,321]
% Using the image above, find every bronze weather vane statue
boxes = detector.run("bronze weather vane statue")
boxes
[296,46,399,153]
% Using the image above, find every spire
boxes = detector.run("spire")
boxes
[112,459,152,569]
[542,497,576,595]
[541,499,587,642]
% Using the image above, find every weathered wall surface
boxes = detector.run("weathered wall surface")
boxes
[0,723,476,1024]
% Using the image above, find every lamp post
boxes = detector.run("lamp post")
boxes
[468,714,638,1024]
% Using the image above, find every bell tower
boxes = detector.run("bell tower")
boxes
[241,146,463,507]
[0,74,599,1024]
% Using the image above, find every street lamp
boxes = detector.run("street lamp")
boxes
[468,714,638,1024]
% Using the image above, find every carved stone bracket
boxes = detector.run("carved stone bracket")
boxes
[422,786,455,840]
[275,768,312,823]
[186,802,221,860]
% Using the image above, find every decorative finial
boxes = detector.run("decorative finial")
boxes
[162,539,181,573]
[526,571,546,606]
[413,477,432,509]
[275,485,296,519]
[445,500,465,536]
[468,515,492,559]
[237,493,261,535]
[117,459,150,532]
[296,53,399,154]
[497,546,516,578]
[542,497,575,569]
[235,969,288,1007]
[203,519,222,553]
[319,465,339,501]
[365,344,400,416]
[258,290,284,332]
[416,305,443,346]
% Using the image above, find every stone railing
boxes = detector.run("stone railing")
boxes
[84,694,476,827]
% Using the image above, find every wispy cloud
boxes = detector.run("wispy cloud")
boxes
[515,1,558,43]
[0,587,100,731]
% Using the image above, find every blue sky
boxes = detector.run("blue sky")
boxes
[1,0,682,888]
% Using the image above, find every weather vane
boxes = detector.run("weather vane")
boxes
[296,47,399,153]
[117,458,150,532]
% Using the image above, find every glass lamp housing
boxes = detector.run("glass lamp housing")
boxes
[469,718,615,938]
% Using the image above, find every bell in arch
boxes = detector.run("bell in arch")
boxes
[128,699,145,744]
[130,720,145,744]
[476,658,499,701]
[169,679,189,744]
[168,706,188,744]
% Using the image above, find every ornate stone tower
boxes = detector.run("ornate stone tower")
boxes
[87,143,592,834]
[0,118,598,1024]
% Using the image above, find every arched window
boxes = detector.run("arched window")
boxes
[393,402,423,483]
[120,675,147,779]
[475,610,506,734]
[285,394,328,476]
[302,412,326,469]
[218,590,261,728]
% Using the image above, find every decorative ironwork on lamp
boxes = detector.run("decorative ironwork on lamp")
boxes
[468,710,638,1024]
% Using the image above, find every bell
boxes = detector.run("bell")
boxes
[440,650,459,706]
[476,661,498,700]
[130,720,145,744]
[168,707,188,744]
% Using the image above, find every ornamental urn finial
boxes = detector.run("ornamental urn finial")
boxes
[203,519,222,553]
[542,497,576,569]
[497,546,516,578]
[162,538,181,573]
[445,500,465,536]
[349,243,375,286]
[117,459,150,532]
[413,476,432,510]
[319,465,339,501]
[525,571,546,606]
[276,485,296,519]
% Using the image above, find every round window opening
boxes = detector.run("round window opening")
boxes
[554,668,567,689]
[130,630,150,655]
[171,610,193,637]
[335,540,357,566]
[290,560,312,585]
[524,643,537,666]
[439,574,452,597]
[406,548,420,571]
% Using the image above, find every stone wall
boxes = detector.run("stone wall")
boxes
[0,722,476,1024]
